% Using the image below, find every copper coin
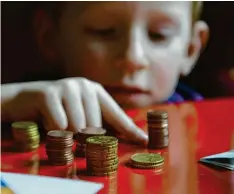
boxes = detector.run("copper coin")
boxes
[48,153,74,160]
[147,122,168,129]
[148,129,169,136]
[50,159,74,166]
[148,136,169,149]
[47,130,73,139]
[77,127,106,135]
[46,142,74,149]
[147,110,168,120]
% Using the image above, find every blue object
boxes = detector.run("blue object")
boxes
[167,82,203,103]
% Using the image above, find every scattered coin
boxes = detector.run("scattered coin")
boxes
[130,153,164,169]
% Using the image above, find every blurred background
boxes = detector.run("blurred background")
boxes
[1,2,234,98]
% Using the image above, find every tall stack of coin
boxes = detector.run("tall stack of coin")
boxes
[46,130,74,166]
[12,121,40,152]
[147,110,169,149]
[130,153,164,169]
[76,127,106,157]
[86,136,118,176]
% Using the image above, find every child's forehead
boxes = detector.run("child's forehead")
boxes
[65,1,191,17]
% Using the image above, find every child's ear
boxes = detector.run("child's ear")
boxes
[33,10,59,61]
[181,21,209,76]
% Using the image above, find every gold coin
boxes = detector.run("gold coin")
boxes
[87,160,118,168]
[86,136,118,146]
[14,136,40,142]
[86,154,118,161]
[86,149,118,155]
[12,121,38,130]
[88,164,118,172]
[90,169,117,176]
[17,144,39,152]
[131,162,164,169]
[130,153,164,165]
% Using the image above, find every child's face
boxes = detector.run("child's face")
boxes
[45,2,206,108]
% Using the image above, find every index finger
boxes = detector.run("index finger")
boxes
[95,84,148,145]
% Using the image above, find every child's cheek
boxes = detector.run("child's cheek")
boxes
[80,41,110,81]
[149,55,181,100]
[87,41,107,58]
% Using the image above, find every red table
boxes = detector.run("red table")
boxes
[1,98,234,194]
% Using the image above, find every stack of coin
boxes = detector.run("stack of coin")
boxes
[130,153,164,169]
[46,130,74,166]
[11,121,40,152]
[76,127,106,157]
[147,110,169,149]
[86,136,118,176]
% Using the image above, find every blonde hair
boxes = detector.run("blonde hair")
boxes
[37,1,204,25]
[192,1,203,23]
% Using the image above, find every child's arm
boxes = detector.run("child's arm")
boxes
[1,78,148,145]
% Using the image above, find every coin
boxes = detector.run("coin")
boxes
[86,135,118,176]
[77,127,106,135]
[90,169,117,176]
[46,130,74,166]
[147,110,168,119]
[86,136,118,146]
[147,110,169,149]
[130,162,164,169]
[75,127,107,157]
[12,121,38,130]
[47,130,73,139]
[130,153,164,165]
[12,121,40,152]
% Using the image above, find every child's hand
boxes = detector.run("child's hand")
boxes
[1,78,148,144]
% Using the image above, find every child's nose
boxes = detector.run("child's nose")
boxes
[116,29,149,73]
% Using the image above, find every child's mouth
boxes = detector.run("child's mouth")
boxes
[104,85,151,95]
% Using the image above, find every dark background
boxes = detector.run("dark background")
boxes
[1,2,234,98]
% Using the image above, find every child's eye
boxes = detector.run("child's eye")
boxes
[148,31,166,42]
[85,28,116,38]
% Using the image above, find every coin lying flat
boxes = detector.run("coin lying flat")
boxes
[130,153,164,165]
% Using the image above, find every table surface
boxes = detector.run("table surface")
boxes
[1,98,234,194]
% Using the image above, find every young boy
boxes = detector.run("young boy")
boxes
[1,2,209,145]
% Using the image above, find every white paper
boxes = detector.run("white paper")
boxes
[201,150,234,159]
[1,172,103,194]
[199,150,234,170]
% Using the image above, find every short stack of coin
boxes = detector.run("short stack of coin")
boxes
[12,121,40,152]
[86,136,118,176]
[147,110,169,149]
[46,130,74,166]
[76,127,106,157]
[130,153,164,169]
